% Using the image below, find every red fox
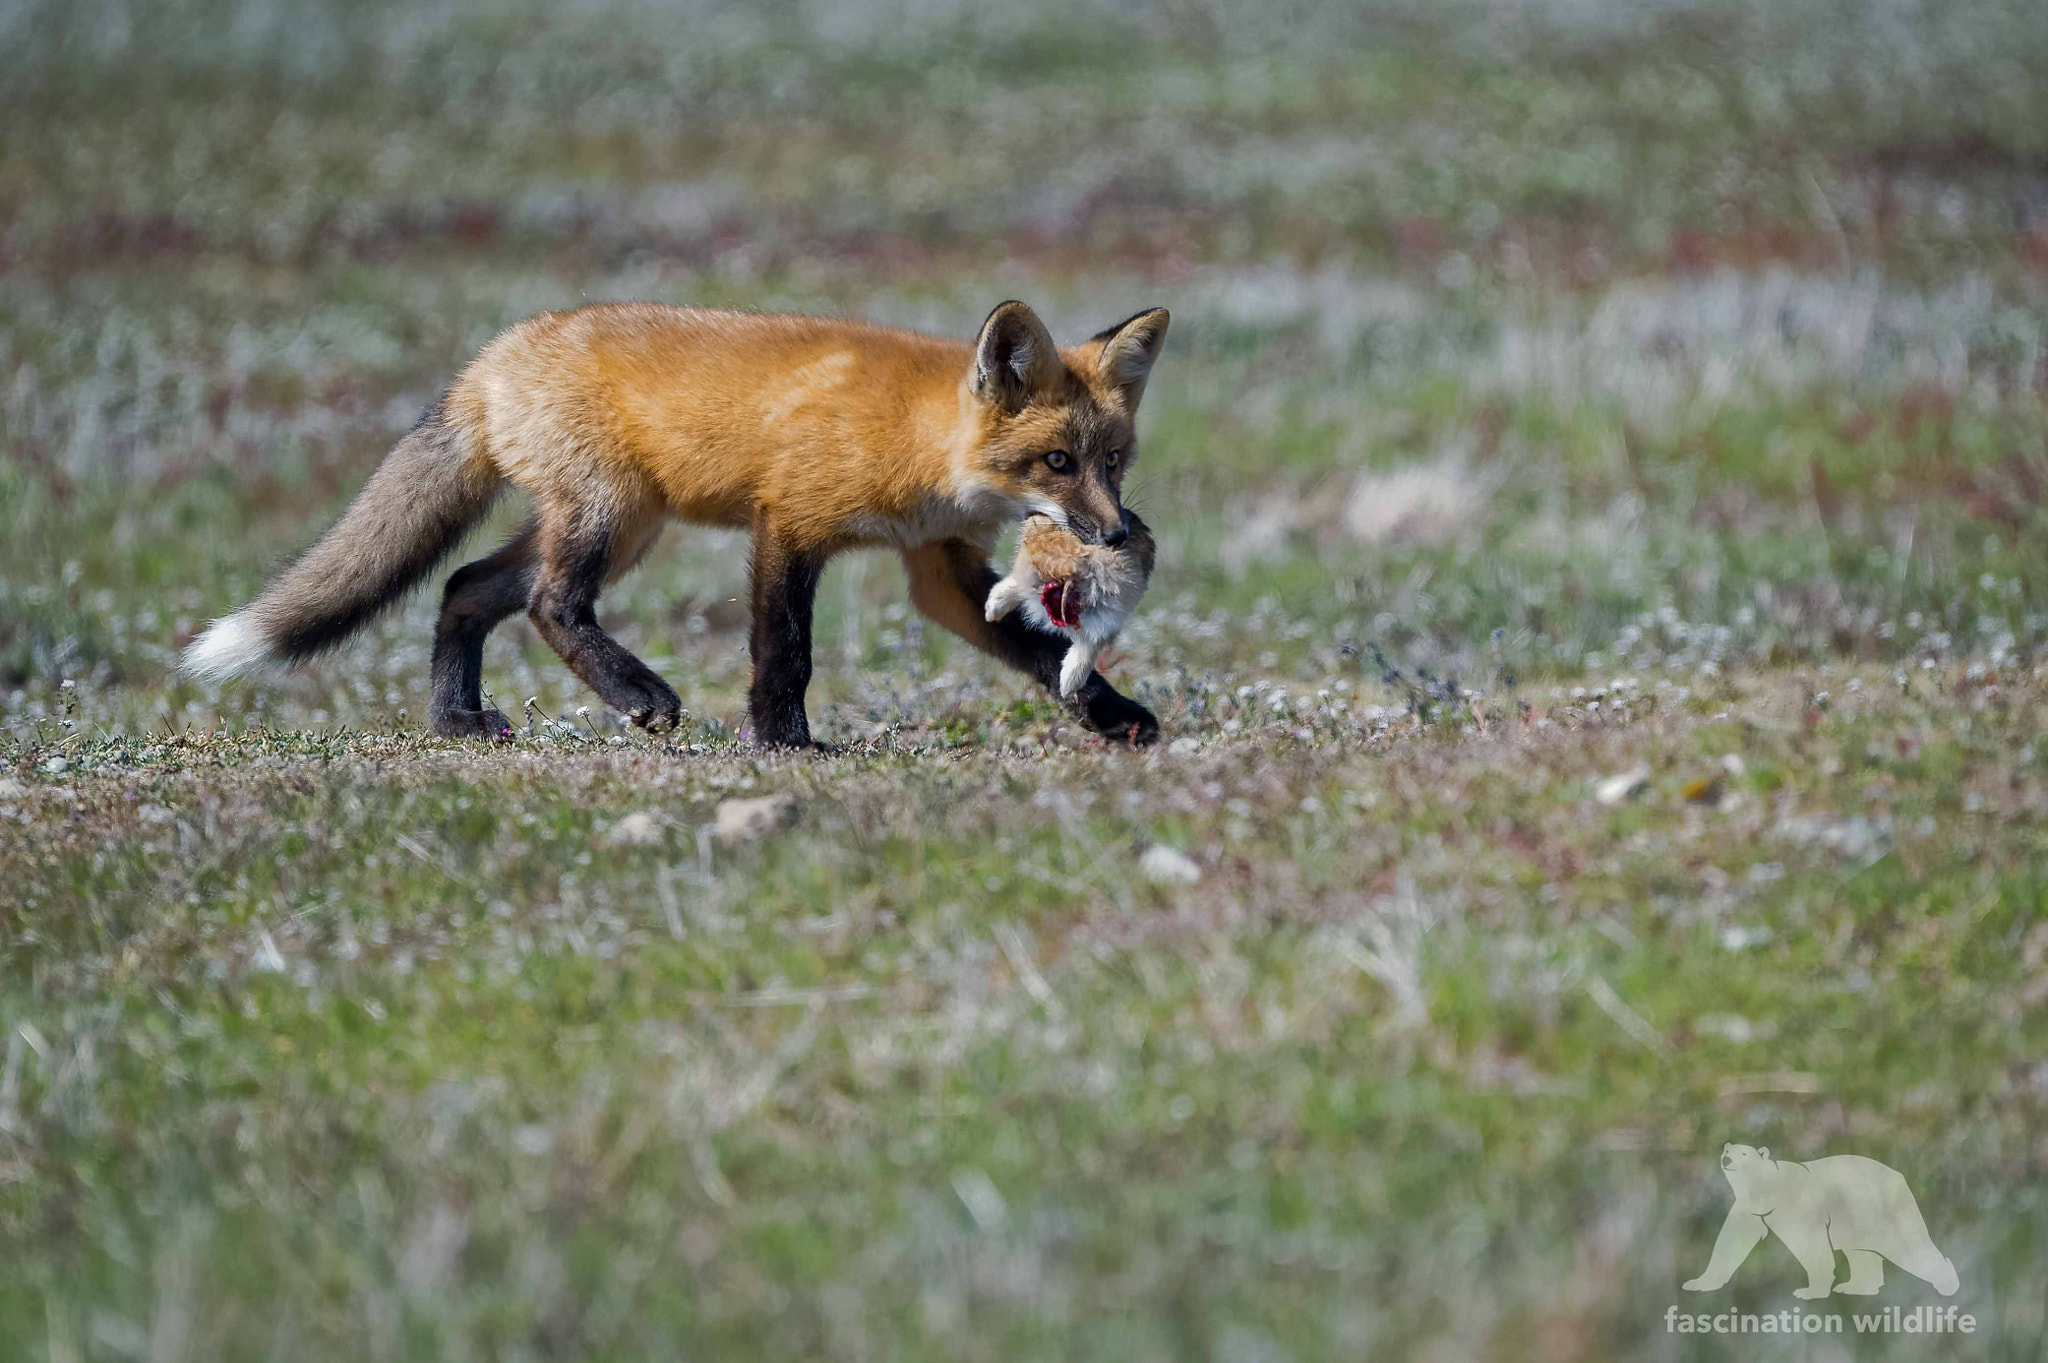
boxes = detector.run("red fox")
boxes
[182,300,1168,747]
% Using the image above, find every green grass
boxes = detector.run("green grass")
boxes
[5,0,2048,1358]
[8,673,2047,1358]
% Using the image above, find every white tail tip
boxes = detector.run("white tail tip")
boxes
[181,613,274,683]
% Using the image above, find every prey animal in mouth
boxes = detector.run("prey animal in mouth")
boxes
[986,513,1156,698]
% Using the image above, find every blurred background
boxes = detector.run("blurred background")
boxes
[5,2,2048,1359]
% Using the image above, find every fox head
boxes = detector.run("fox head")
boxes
[956,301,1169,546]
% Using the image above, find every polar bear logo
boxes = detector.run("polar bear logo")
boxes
[1682,1144,1957,1299]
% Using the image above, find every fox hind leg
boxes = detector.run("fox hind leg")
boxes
[430,518,538,739]
[527,505,682,732]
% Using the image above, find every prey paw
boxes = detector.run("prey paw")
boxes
[984,581,1026,622]
[1058,647,1094,700]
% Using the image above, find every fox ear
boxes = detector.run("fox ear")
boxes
[1089,307,1170,410]
[971,301,1062,409]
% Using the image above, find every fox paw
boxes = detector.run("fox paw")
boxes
[1076,684,1159,747]
[433,706,516,741]
[605,671,683,732]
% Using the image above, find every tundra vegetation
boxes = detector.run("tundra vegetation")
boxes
[3,0,2047,1358]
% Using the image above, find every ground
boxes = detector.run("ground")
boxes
[4,1,2048,1359]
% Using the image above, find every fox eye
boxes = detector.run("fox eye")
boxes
[1044,450,1072,472]
[1106,449,1122,469]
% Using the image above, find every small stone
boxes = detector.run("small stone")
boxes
[1167,736,1201,756]
[41,756,69,775]
[1720,925,1774,952]
[0,777,27,800]
[512,1125,554,1156]
[1779,813,1888,862]
[715,794,796,843]
[1138,845,1202,885]
[1593,766,1649,805]
[607,811,662,847]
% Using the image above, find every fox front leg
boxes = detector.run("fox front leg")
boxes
[747,521,825,748]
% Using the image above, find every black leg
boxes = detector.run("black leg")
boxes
[901,539,1159,746]
[429,521,538,739]
[527,515,682,731]
[748,527,824,748]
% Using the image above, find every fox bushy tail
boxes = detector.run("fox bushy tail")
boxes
[182,400,500,682]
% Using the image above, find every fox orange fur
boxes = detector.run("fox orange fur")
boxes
[182,300,1170,747]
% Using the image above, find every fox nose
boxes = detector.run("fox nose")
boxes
[1101,509,1131,549]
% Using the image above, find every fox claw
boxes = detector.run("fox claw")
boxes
[605,671,683,733]
[1075,684,1158,747]
[635,708,683,734]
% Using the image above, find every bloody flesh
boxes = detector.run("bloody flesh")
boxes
[1040,580,1080,629]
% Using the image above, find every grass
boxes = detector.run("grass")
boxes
[5,0,2048,1358]
[8,670,2048,1358]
